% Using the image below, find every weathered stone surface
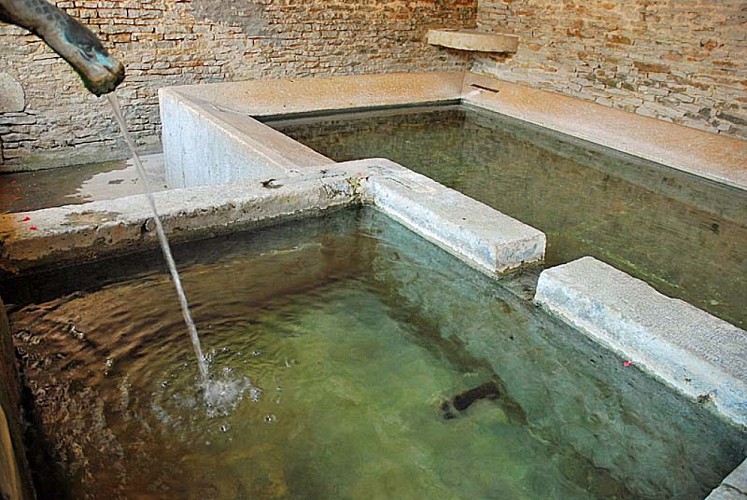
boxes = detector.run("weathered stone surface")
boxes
[706,486,747,500]
[159,89,331,188]
[535,256,747,428]
[0,168,357,273]
[363,160,545,273]
[723,459,747,496]
[0,73,24,113]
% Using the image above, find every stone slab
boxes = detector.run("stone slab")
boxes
[363,159,545,273]
[707,486,747,500]
[165,71,466,118]
[0,168,359,274]
[535,256,747,428]
[427,29,519,53]
[723,459,747,496]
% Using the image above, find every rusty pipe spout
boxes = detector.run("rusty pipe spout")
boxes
[0,0,124,95]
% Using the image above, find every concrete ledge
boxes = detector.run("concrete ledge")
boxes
[164,72,465,118]
[0,160,545,277]
[363,159,545,273]
[427,29,519,53]
[0,169,359,274]
[535,256,747,428]
[707,487,747,500]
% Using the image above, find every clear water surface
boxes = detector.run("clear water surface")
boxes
[264,105,747,328]
[6,208,745,499]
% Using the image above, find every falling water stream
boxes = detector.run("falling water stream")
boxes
[106,95,211,382]
[107,95,267,414]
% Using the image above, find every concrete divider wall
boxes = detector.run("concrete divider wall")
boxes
[362,159,545,274]
[535,256,747,430]
[159,72,466,189]
[160,90,332,189]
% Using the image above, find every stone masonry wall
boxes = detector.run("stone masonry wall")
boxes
[474,0,747,140]
[0,0,475,169]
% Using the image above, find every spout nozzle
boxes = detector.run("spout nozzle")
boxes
[1,0,127,96]
[81,58,126,96]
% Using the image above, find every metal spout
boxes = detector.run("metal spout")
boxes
[0,0,125,95]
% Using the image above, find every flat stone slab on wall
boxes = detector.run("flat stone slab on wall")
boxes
[427,29,519,53]
[0,73,24,113]
[535,256,747,428]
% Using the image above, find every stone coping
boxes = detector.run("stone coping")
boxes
[162,72,465,119]
[160,71,746,192]
[0,159,545,278]
[535,256,747,430]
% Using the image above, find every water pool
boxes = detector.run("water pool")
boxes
[5,208,745,499]
[263,105,747,328]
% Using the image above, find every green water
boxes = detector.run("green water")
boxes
[6,209,746,499]
[264,105,747,328]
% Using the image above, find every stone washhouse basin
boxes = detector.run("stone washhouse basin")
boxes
[0,71,745,498]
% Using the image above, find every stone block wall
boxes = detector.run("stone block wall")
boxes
[474,0,747,140]
[0,0,475,169]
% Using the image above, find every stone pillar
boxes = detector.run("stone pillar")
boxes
[0,297,35,500]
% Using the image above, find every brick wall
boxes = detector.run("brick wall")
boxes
[0,0,475,169]
[474,0,747,140]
